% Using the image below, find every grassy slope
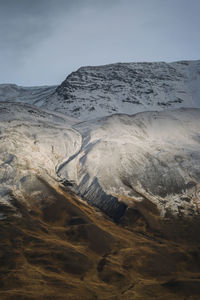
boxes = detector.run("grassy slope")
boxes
[0,181,200,300]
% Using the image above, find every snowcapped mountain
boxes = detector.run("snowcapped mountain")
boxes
[1,60,200,236]
[0,60,200,120]
[1,61,200,299]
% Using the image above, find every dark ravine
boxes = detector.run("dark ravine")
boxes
[64,176,128,223]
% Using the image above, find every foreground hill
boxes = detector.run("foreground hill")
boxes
[2,177,200,300]
[0,60,200,120]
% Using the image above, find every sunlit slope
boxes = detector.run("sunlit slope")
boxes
[58,108,200,238]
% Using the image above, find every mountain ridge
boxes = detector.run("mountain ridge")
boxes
[0,59,200,120]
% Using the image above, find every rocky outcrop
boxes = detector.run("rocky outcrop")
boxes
[45,60,200,119]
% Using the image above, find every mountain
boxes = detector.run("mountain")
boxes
[1,60,200,120]
[1,60,200,299]
[49,60,200,120]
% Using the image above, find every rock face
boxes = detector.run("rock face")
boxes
[44,60,200,119]
[1,60,200,120]
[1,102,200,240]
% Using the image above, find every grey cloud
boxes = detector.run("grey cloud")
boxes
[0,1,73,52]
[0,0,199,85]
[0,0,119,57]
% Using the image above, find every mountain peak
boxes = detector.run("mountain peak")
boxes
[0,60,200,120]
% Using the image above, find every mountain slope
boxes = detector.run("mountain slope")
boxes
[57,108,200,240]
[0,84,56,106]
[1,102,200,240]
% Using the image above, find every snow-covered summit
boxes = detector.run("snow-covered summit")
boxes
[44,60,200,119]
[0,60,200,120]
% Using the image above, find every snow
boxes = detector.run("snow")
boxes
[0,84,57,106]
[57,108,200,224]
[0,102,81,208]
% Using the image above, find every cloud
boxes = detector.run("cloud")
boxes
[0,0,200,85]
[0,1,70,54]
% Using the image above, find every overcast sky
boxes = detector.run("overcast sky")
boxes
[0,0,200,86]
